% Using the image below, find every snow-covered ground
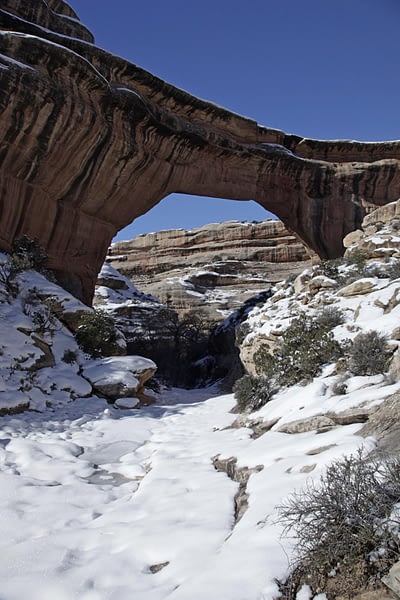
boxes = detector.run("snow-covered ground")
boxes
[0,377,384,600]
[2,203,400,599]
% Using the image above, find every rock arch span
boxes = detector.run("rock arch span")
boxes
[1,1,400,303]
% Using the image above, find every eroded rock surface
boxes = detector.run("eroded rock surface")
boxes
[108,220,311,321]
[1,1,400,303]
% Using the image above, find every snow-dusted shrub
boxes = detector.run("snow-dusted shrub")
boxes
[10,235,47,273]
[0,262,18,298]
[278,451,400,594]
[386,259,400,280]
[345,249,367,272]
[253,313,342,388]
[0,236,48,299]
[314,306,344,330]
[233,374,273,412]
[75,309,120,358]
[348,330,390,376]
[31,297,61,336]
[317,258,343,280]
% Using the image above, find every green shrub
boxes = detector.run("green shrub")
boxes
[253,343,275,378]
[348,330,390,376]
[10,235,47,273]
[233,374,273,412]
[254,313,343,388]
[345,249,367,272]
[61,349,78,364]
[0,236,48,299]
[317,258,343,280]
[277,315,342,386]
[314,306,345,330]
[278,452,400,594]
[75,309,120,358]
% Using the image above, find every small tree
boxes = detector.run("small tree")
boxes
[31,297,61,336]
[75,309,120,358]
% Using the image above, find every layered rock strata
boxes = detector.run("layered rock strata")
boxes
[107,220,311,321]
[1,1,400,302]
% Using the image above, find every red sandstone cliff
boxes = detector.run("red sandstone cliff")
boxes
[0,1,400,302]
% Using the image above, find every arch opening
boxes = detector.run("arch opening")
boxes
[108,193,311,388]
[113,194,277,242]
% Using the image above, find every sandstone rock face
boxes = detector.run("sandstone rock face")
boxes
[1,2,400,303]
[107,220,311,322]
[344,198,400,264]
[110,220,309,274]
[237,200,400,377]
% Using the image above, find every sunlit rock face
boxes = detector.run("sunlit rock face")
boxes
[107,220,312,322]
[1,0,400,303]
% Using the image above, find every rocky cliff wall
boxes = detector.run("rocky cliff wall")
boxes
[107,220,312,322]
[1,1,400,303]
[109,220,309,274]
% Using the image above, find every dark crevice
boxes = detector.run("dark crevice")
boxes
[212,455,263,525]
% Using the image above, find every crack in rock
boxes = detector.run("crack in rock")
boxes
[212,455,263,524]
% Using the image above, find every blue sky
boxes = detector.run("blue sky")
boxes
[69,0,400,241]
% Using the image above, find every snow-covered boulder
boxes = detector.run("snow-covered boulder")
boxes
[18,270,92,331]
[82,356,157,401]
[95,263,158,306]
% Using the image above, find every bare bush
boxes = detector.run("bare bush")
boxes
[277,451,400,596]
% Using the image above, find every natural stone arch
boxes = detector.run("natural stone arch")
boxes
[1,1,400,303]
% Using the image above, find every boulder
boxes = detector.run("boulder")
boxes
[338,278,377,297]
[360,391,400,454]
[277,415,336,434]
[343,230,364,248]
[82,356,157,401]
[362,199,400,228]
